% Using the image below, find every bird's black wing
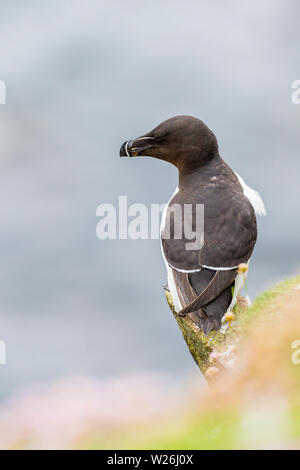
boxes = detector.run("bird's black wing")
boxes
[162,185,257,271]
[161,185,257,317]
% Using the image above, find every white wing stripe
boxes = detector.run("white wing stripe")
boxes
[234,172,267,216]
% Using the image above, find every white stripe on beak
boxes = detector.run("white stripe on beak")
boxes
[134,136,156,142]
[125,140,131,157]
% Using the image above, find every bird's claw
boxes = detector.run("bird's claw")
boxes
[177,311,188,317]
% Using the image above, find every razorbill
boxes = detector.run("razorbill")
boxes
[120,116,266,335]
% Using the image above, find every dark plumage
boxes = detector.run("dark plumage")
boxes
[120,115,265,335]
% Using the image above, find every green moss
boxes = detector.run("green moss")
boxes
[165,290,215,374]
[239,274,300,331]
[165,275,300,376]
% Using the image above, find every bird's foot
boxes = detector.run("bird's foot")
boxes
[177,310,188,317]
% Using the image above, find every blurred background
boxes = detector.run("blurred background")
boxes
[0,0,299,409]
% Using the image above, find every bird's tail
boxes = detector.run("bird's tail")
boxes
[188,310,222,336]
[172,268,233,335]
[177,270,236,317]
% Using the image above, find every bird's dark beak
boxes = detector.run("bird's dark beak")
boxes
[120,137,156,158]
[120,140,135,158]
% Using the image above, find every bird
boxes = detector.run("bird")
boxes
[120,115,266,335]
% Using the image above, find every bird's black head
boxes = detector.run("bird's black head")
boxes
[120,115,219,172]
